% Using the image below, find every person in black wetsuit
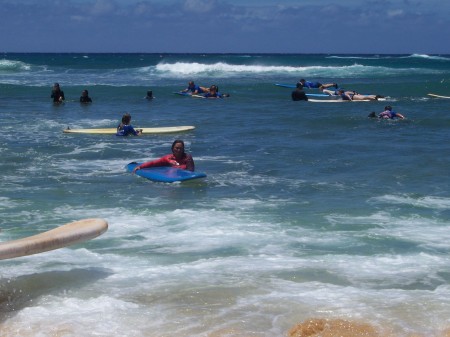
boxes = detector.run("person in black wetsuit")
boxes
[79,89,92,103]
[145,90,154,100]
[291,83,308,101]
[51,83,65,103]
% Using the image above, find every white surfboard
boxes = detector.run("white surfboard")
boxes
[0,218,108,260]
[427,93,450,99]
[308,99,372,103]
[63,126,195,134]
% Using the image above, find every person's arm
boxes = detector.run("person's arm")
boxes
[184,154,195,172]
[128,125,141,136]
[396,113,405,119]
[133,155,172,172]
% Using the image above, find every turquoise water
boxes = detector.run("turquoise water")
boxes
[1,53,450,336]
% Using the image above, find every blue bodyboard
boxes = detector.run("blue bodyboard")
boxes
[126,162,206,183]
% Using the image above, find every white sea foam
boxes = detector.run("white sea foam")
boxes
[2,202,449,336]
[407,53,450,61]
[0,197,21,210]
[370,194,450,210]
[154,61,439,78]
[0,59,31,72]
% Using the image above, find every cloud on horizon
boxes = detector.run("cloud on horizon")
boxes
[1,0,449,53]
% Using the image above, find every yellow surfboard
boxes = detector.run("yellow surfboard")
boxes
[0,218,108,260]
[63,126,195,134]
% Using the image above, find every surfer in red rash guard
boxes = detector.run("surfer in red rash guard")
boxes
[132,139,195,172]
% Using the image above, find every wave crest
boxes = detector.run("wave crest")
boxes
[407,54,450,61]
[0,59,31,72]
[154,61,438,78]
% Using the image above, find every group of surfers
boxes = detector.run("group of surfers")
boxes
[291,79,404,119]
[49,83,195,176]
[116,114,195,173]
[119,106,404,177]
[180,81,230,98]
[54,77,404,142]
[51,83,93,104]
[51,78,383,103]
[52,77,406,176]
[291,79,384,101]
[51,81,228,103]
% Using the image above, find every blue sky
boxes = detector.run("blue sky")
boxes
[1,0,449,54]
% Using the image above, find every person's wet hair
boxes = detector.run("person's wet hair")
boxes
[122,113,131,125]
[171,139,185,151]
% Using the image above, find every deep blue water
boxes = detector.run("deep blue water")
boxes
[1,53,450,336]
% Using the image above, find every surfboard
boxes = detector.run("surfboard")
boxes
[173,92,191,96]
[275,84,335,97]
[63,126,195,135]
[126,162,207,183]
[308,99,372,103]
[173,92,207,99]
[427,93,450,99]
[0,218,108,260]
[275,83,296,88]
[306,93,331,98]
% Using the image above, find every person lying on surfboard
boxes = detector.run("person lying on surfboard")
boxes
[116,113,142,136]
[368,106,405,119]
[132,139,195,172]
[337,89,383,101]
[202,85,230,98]
[322,88,384,100]
[299,79,338,89]
[181,81,209,95]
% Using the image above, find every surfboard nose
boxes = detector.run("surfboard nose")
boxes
[0,218,108,260]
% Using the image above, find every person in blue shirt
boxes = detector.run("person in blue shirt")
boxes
[203,85,230,98]
[116,113,142,136]
[182,81,208,95]
[299,79,338,89]
[368,106,405,119]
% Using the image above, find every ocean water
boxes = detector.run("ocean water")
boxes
[0,53,450,336]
